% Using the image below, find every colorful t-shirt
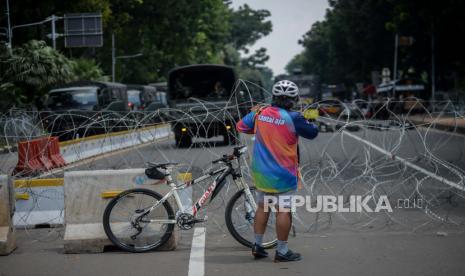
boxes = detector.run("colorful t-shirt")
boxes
[236,105,318,193]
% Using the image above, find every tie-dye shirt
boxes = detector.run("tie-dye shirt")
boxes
[237,106,318,193]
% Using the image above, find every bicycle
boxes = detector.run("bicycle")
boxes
[102,145,278,253]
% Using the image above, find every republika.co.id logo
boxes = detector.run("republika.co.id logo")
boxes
[263,195,423,213]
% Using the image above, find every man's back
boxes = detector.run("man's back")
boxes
[237,105,318,193]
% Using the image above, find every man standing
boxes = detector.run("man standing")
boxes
[236,80,318,262]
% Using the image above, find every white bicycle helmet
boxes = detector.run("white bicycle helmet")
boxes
[272,80,299,98]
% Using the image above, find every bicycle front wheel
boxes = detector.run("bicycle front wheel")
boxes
[225,187,277,249]
[103,188,175,253]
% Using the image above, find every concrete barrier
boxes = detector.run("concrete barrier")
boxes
[13,178,64,227]
[60,124,171,164]
[63,169,184,253]
[0,175,16,255]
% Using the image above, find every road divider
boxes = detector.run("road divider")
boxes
[409,115,465,135]
[13,178,64,227]
[0,175,16,255]
[63,169,185,253]
[60,124,171,164]
[12,124,171,177]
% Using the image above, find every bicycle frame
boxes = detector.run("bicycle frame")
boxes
[144,158,256,224]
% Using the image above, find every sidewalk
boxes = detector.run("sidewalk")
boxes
[409,114,465,134]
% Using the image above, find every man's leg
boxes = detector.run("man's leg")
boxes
[252,192,271,259]
[274,194,301,262]
[276,210,292,243]
[254,202,271,244]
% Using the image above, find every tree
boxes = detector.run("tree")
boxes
[297,0,395,85]
[228,4,272,53]
[241,47,269,68]
[0,40,75,107]
[285,53,305,75]
[223,4,274,93]
[1,0,275,100]
[111,0,231,83]
[70,58,108,81]
[292,0,465,95]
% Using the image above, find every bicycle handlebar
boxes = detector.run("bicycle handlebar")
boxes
[211,146,248,164]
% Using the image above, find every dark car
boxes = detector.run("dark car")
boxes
[42,81,130,140]
[147,82,168,111]
[167,64,241,147]
[126,85,158,111]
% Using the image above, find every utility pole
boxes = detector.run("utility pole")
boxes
[431,27,436,112]
[392,33,399,96]
[50,14,57,49]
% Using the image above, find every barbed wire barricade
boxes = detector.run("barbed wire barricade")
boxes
[1,80,465,242]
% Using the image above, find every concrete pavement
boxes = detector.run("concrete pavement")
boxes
[1,226,465,276]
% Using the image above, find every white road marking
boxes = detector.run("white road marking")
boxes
[188,227,206,276]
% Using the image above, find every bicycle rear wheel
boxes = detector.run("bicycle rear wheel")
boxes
[225,187,277,249]
[103,188,175,253]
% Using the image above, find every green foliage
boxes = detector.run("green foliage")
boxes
[294,0,465,93]
[109,0,231,83]
[3,0,275,103]
[228,4,272,53]
[0,40,75,107]
[241,47,270,68]
[4,40,74,90]
[285,53,305,75]
[70,58,108,81]
[0,82,26,110]
[297,0,395,85]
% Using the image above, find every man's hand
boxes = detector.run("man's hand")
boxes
[251,104,269,112]
[303,108,319,120]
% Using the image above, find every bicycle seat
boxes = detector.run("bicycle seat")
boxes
[147,162,179,169]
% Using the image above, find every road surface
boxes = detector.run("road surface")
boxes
[2,126,465,275]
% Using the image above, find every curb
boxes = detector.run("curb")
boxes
[409,118,465,135]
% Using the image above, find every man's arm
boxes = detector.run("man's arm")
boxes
[236,111,256,134]
[292,113,319,139]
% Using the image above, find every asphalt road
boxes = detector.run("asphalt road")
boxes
[2,126,465,275]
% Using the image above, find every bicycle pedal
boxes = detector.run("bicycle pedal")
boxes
[193,216,208,224]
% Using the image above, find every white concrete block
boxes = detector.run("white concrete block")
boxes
[0,175,16,255]
[63,169,180,253]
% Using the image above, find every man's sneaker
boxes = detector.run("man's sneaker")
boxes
[252,243,268,259]
[274,250,302,262]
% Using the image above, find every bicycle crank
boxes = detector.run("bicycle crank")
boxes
[176,213,207,230]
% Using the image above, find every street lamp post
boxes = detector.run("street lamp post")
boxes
[9,15,62,49]
[111,33,143,82]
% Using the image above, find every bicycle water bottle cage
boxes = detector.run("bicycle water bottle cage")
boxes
[145,167,165,180]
